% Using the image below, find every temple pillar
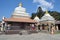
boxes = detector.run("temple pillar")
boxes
[36,26,38,31]
[51,26,55,35]
[56,25,58,31]
[4,22,7,31]
[40,25,42,31]
[1,23,4,32]
[50,23,55,34]
[1,16,6,32]
[48,23,51,33]
[35,23,39,32]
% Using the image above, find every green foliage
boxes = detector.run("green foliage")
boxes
[31,13,36,19]
[48,11,60,20]
[31,6,60,20]
[36,7,44,19]
[31,7,44,19]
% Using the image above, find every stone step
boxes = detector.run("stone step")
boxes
[19,30,31,35]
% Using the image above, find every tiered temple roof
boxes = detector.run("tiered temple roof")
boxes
[3,3,35,23]
[40,10,55,21]
[34,16,40,22]
[12,3,30,18]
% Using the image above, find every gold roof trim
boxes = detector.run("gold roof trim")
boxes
[45,10,49,14]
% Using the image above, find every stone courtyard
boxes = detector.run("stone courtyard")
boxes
[0,32,60,40]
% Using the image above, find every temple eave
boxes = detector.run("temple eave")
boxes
[4,18,36,23]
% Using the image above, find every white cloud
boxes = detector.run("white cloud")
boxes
[42,7,47,11]
[33,0,54,11]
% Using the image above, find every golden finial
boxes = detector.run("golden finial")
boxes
[19,2,23,7]
[45,10,49,14]
[36,15,38,17]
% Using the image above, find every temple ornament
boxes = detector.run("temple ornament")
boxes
[19,2,23,7]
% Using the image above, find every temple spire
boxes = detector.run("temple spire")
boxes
[45,10,49,14]
[19,2,23,7]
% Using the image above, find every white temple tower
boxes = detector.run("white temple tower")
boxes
[12,3,30,18]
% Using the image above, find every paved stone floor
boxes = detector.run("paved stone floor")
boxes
[0,33,60,40]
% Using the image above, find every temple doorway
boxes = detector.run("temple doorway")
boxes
[58,24,60,30]
[38,25,40,30]
[20,23,26,30]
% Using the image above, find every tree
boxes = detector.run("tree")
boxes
[36,7,44,19]
[31,6,60,20]
[31,7,44,19]
[31,13,36,19]
[48,11,60,20]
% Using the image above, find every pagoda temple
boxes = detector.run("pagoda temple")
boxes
[1,3,60,34]
[1,3,36,33]
[40,10,55,32]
